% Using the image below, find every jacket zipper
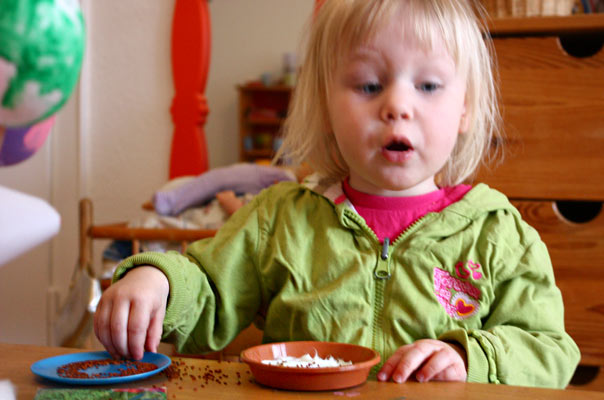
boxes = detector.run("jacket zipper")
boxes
[371,237,390,373]
[375,238,391,279]
[343,209,433,371]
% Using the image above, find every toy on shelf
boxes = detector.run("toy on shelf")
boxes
[237,83,292,162]
[479,0,576,17]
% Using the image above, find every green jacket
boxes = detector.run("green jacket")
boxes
[114,182,580,388]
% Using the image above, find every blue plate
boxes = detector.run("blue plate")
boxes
[31,351,171,385]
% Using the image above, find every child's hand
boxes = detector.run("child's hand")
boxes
[377,339,467,383]
[94,266,169,360]
[216,190,243,215]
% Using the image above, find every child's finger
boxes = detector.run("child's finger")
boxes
[414,348,451,382]
[146,307,166,354]
[94,299,119,358]
[391,345,431,383]
[377,348,404,381]
[431,362,467,382]
[110,299,131,358]
[127,301,152,360]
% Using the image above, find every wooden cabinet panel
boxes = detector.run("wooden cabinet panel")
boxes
[476,36,604,201]
[558,278,604,366]
[558,279,604,366]
[513,200,604,278]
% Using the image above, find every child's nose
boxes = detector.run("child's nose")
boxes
[379,86,413,122]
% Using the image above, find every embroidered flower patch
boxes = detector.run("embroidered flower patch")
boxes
[433,264,481,320]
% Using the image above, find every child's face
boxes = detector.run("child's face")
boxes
[327,14,468,196]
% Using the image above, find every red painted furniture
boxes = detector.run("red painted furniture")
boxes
[169,0,211,178]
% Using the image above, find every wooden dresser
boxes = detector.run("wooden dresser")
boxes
[237,84,292,163]
[476,14,604,389]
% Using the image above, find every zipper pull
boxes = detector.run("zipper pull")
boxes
[375,238,391,280]
[381,237,389,260]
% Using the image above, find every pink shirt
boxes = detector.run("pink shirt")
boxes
[341,179,472,243]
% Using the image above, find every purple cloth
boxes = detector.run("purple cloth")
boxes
[153,163,296,216]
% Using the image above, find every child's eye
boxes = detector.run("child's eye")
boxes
[358,82,382,95]
[417,82,441,93]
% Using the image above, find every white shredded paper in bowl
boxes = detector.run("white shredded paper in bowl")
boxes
[261,353,352,368]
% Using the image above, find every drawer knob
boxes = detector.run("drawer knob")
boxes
[559,34,604,58]
[554,200,602,223]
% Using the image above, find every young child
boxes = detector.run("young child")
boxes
[94,0,580,388]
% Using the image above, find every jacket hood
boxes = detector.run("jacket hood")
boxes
[302,178,519,236]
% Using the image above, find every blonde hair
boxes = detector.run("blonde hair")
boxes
[275,0,502,186]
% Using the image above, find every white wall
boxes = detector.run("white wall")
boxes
[87,0,313,223]
[0,143,53,344]
[0,0,313,345]
[207,0,313,168]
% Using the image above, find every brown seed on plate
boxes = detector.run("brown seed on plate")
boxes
[56,359,157,379]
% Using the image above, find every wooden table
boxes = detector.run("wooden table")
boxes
[3,342,604,400]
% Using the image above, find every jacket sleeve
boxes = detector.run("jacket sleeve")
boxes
[440,237,581,388]
[112,196,265,355]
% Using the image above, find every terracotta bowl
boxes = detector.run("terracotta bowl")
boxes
[240,341,380,391]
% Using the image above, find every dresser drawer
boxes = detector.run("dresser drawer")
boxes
[559,279,604,366]
[513,200,604,365]
[514,200,604,279]
[476,36,604,201]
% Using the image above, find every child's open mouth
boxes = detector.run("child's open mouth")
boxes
[382,140,414,163]
[385,141,411,152]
